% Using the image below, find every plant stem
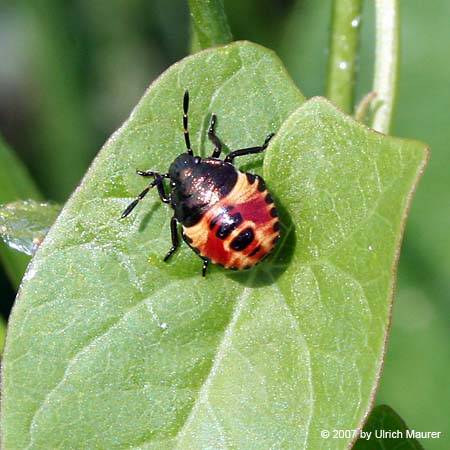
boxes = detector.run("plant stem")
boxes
[188,0,233,51]
[371,0,399,134]
[354,91,377,123]
[189,21,202,54]
[326,0,362,114]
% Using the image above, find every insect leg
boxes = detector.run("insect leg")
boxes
[136,171,170,203]
[164,216,180,261]
[183,90,193,156]
[153,174,170,204]
[181,233,210,277]
[136,170,169,178]
[208,114,223,158]
[121,173,169,218]
[224,133,275,163]
[201,258,209,277]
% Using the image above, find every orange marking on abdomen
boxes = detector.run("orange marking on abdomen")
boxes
[183,172,280,269]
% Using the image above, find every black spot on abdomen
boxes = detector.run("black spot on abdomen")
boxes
[257,177,266,192]
[248,245,261,257]
[230,227,255,251]
[216,212,243,239]
[246,173,256,184]
[210,206,234,230]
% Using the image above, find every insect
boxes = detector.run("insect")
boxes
[121,91,280,276]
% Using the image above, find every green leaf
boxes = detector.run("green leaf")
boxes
[1,42,427,449]
[0,316,6,352]
[0,135,42,288]
[356,3,448,444]
[1,41,305,450]
[263,97,427,448]
[353,405,425,449]
[0,200,61,256]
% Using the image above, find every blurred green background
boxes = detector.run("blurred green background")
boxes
[0,0,448,448]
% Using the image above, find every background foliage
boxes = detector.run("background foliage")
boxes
[0,0,448,449]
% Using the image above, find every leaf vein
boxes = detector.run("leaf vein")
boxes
[174,286,252,448]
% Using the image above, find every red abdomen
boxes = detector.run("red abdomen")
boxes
[183,171,280,269]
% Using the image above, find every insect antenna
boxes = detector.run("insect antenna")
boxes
[183,90,193,156]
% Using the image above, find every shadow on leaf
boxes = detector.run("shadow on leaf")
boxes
[138,202,163,233]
